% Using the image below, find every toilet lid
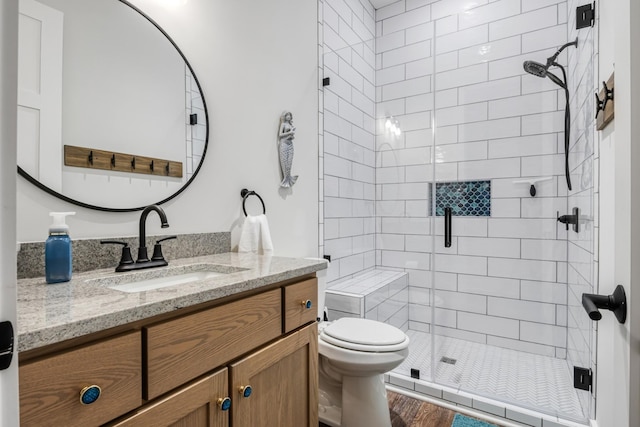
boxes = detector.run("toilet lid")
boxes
[322,318,406,346]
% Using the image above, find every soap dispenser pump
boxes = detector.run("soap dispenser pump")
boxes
[45,212,75,284]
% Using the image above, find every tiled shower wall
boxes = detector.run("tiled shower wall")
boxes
[566,0,597,417]
[322,0,378,284]
[321,0,595,361]
[376,0,571,358]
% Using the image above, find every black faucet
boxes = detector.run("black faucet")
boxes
[101,205,176,272]
[137,205,169,263]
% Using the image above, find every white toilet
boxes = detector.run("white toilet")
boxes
[315,264,410,427]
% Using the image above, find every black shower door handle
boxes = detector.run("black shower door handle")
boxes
[444,207,452,248]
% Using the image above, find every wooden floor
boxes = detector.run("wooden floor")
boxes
[319,390,483,427]
[387,391,456,427]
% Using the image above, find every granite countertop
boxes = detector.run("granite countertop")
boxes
[17,253,327,353]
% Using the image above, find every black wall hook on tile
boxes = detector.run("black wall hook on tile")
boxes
[240,188,266,216]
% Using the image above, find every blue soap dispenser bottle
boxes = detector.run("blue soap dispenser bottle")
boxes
[45,211,76,284]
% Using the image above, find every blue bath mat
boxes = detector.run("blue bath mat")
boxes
[451,413,498,427]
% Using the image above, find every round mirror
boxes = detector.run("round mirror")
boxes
[17,0,208,211]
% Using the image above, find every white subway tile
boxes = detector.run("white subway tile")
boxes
[383,40,432,68]
[435,141,487,163]
[458,274,520,298]
[376,65,406,86]
[435,290,487,314]
[458,158,521,180]
[352,53,376,85]
[382,217,431,235]
[491,198,521,217]
[458,237,520,258]
[488,134,557,159]
[406,93,433,114]
[433,325,487,343]
[432,0,489,21]
[436,25,489,55]
[406,200,430,216]
[383,6,431,36]
[521,154,565,176]
[458,36,522,68]
[458,0,521,30]
[395,111,432,132]
[489,218,557,239]
[325,237,353,259]
[522,0,565,13]
[381,146,431,167]
[522,73,561,94]
[520,321,566,347]
[351,90,376,117]
[522,24,567,54]
[381,250,430,270]
[382,76,431,101]
[339,58,364,92]
[436,103,488,127]
[489,257,557,281]
[459,76,521,105]
[377,233,405,251]
[377,99,405,118]
[324,110,352,140]
[406,22,433,45]
[324,196,353,218]
[434,125,458,145]
[435,254,487,275]
[340,217,365,237]
[405,234,430,253]
[435,51,459,73]
[339,178,364,199]
[375,1,406,22]
[492,176,558,198]
[352,126,375,150]
[381,182,430,200]
[405,128,433,148]
[324,153,353,179]
[521,239,567,261]
[435,14,458,36]
[434,217,488,237]
[489,91,558,119]
[489,6,558,41]
[406,58,433,80]
[376,31,405,54]
[436,63,488,91]
[376,200,405,216]
[435,88,458,109]
[339,98,365,127]
[458,117,520,143]
[458,312,519,339]
[489,297,557,324]
[522,111,564,135]
[326,292,362,315]
[487,336,555,358]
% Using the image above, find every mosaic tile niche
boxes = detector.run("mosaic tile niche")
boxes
[432,181,491,217]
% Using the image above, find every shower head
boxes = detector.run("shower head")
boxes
[523,60,548,78]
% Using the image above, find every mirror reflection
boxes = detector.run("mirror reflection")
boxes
[17,0,207,210]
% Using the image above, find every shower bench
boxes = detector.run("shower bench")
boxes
[325,269,409,330]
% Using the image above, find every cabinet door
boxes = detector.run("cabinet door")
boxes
[230,323,318,427]
[106,368,229,427]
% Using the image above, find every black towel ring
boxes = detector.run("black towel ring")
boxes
[240,188,266,216]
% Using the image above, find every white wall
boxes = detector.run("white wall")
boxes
[0,0,20,423]
[597,0,640,426]
[17,0,319,259]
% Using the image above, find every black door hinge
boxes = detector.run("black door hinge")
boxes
[574,366,592,391]
[576,2,595,29]
[0,321,14,371]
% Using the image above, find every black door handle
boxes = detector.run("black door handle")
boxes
[444,207,452,248]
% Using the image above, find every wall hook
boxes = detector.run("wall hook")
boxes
[111,154,116,168]
[512,177,552,197]
[150,160,154,172]
[595,80,614,119]
[88,150,94,165]
[165,162,170,175]
[131,157,136,170]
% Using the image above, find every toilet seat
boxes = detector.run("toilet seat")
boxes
[320,318,409,352]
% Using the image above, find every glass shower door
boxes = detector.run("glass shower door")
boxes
[429,3,593,423]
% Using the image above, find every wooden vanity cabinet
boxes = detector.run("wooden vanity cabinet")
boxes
[19,277,319,427]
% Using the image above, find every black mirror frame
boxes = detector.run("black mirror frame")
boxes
[17,0,209,212]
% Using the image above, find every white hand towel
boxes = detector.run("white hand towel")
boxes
[238,214,273,254]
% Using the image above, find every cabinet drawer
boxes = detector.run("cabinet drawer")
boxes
[145,289,282,399]
[19,331,141,427]
[283,278,318,333]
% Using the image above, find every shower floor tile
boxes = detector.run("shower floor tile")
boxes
[392,330,585,421]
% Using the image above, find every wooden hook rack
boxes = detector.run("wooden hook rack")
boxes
[64,145,183,178]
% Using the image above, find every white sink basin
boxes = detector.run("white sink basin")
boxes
[108,271,228,293]
[87,263,247,293]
